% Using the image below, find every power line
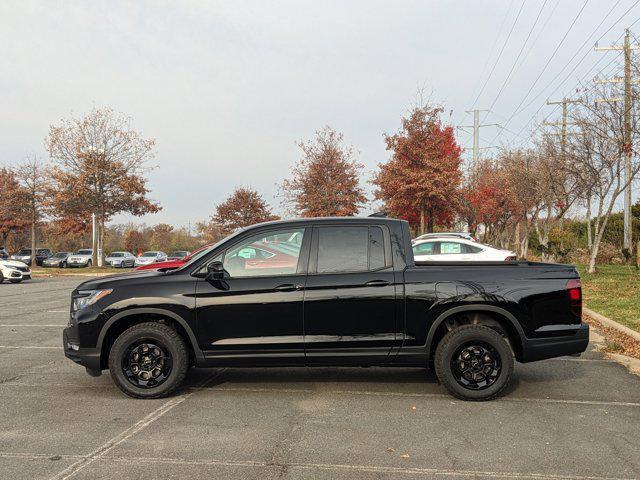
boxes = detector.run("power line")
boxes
[467,0,516,107]
[495,7,640,147]
[483,0,550,121]
[470,0,527,109]
[491,0,590,139]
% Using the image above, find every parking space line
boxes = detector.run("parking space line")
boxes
[59,454,640,480]
[203,386,640,408]
[48,370,225,480]
[0,345,61,350]
[0,325,66,327]
[2,451,634,480]
[1,381,638,408]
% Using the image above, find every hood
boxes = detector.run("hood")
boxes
[136,257,156,263]
[0,259,30,268]
[75,269,165,291]
[69,253,92,259]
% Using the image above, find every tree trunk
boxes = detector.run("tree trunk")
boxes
[427,207,434,233]
[30,217,36,268]
[420,205,425,235]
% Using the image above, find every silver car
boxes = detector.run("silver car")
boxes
[66,249,94,268]
[105,251,136,268]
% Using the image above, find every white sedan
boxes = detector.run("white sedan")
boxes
[412,237,517,262]
[134,251,168,267]
[0,259,32,283]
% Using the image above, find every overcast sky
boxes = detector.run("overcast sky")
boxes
[0,0,636,228]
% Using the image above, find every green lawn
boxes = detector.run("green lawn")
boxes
[578,264,640,332]
[32,266,128,276]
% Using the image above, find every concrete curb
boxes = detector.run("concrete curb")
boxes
[584,307,640,343]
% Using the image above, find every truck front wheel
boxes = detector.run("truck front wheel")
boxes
[434,325,513,401]
[108,322,189,399]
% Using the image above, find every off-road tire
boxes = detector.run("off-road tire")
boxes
[434,324,514,401]
[108,322,189,399]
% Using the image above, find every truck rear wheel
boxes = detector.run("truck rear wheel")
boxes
[108,322,189,399]
[434,325,513,401]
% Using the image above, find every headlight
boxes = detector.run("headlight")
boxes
[73,289,113,311]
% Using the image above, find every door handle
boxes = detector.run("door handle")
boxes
[365,280,390,287]
[274,284,303,292]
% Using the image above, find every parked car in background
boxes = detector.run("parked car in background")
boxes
[167,251,190,260]
[42,252,72,268]
[135,244,212,271]
[134,251,168,267]
[10,248,53,266]
[0,247,8,259]
[0,259,31,283]
[66,249,94,268]
[105,252,136,268]
[412,237,517,262]
[413,232,478,243]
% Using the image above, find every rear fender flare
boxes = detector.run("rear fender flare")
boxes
[425,305,526,360]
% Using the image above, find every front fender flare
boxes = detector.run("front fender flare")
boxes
[425,304,526,360]
[97,307,205,362]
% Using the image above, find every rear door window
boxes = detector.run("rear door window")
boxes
[317,227,368,273]
[439,242,463,254]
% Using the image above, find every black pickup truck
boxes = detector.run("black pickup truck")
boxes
[63,217,588,401]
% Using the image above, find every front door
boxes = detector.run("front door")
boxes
[195,226,310,365]
[303,225,400,365]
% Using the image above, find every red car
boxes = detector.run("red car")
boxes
[134,244,212,271]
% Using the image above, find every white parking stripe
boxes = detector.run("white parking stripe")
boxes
[0,325,66,327]
[0,452,628,480]
[48,370,224,480]
[0,345,61,350]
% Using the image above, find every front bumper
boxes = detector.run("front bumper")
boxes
[520,323,590,362]
[63,327,101,372]
[67,260,90,267]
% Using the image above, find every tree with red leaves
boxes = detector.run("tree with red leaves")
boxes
[213,187,278,234]
[280,126,367,217]
[374,105,462,233]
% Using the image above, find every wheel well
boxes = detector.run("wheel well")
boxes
[100,314,195,369]
[429,310,523,362]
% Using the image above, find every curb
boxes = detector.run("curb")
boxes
[584,307,640,343]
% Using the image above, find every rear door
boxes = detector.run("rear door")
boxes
[303,224,400,365]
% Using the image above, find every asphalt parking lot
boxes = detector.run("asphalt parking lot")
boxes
[1,277,640,480]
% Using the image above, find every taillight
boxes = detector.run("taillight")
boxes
[504,256,517,262]
[566,279,582,316]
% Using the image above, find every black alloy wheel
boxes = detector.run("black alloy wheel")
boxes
[450,342,501,390]
[108,322,189,399]
[434,324,514,401]
[122,340,173,388]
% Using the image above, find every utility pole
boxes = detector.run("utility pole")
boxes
[595,29,640,251]
[543,98,583,164]
[91,213,97,267]
[458,109,500,163]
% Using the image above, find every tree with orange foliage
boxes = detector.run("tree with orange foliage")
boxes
[213,187,278,234]
[15,156,51,261]
[280,126,366,217]
[45,108,160,264]
[0,167,29,246]
[373,105,462,234]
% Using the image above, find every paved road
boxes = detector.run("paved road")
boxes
[1,276,639,480]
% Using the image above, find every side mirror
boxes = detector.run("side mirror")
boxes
[206,261,225,280]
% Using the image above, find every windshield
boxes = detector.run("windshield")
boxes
[179,232,240,269]
[169,251,188,257]
[18,249,31,255]
[77,250,92,255]
[53,252,68,258]
[109,252,125,257]
[142,252,158,257]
